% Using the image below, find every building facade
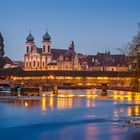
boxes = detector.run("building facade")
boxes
[24,31,128,71]
[24,31,82,70]
[86,52,128,71]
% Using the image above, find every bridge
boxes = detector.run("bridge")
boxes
[0,67,135,91]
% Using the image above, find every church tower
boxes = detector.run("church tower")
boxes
[42,30,52,65]
[24,32,35,69]
[42,30,51,54]
[26,32,34,53]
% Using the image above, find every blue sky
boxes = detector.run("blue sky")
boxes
[0,0,140,60]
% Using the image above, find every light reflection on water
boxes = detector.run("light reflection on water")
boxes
[0,89,140,140]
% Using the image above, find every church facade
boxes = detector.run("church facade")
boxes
[24,31,82,70]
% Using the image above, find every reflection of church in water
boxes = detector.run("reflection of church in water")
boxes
[24,30,82,70]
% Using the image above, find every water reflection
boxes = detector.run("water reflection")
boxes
[1,89,140,116]
[1,89,140,140]
[127,105,140,117]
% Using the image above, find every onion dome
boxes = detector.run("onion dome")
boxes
[42,30,51,41]
[26,33,34,42]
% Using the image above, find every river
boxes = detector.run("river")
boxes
[0,89,140,140]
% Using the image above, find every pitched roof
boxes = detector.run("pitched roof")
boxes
[0,67,133,77]
[51,48,67,60]
[86,53,128,67]
[4,56,13,64]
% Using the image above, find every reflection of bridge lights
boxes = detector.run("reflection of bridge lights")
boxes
[49,98,54,109]
[134,106,140,116]
[128,96,132,101]
[57,98,73,109]
[86,99,96,107]
[134,93,140,101]
[120,95,124,101]
[41,97,46,111]
[127,107,132,116]
[113,95,118,99]
[24,102,28,107]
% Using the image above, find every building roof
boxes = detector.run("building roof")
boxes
[51,48,67,60]
[86,53,128,67]
[0,67,133,77]
[26,33,34,42]
[4,56,13,64]
[42,31,51,41]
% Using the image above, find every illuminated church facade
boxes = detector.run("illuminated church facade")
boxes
[24,30,82,70]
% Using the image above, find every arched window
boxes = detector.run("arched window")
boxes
[33,60,36,67]
[26,62,28,67]
[27,46,29,53]
[48,45,50,53]
[43,61,45,67]
[43,45,45,52]
[38,62,40,67]
[30,62,31,67]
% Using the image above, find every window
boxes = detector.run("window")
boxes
[33,61,36,67]
[27,46,29,53]
[43,62,45,67]
[43,45,45,52]
[38,62,40,67]
[48,45,50,53]
[26,62,28,67]
[30,62,31,67]
[31,46,34,52]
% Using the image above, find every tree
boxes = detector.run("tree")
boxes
[0,33,5,68]
[118,23,140,91]
[124,24,140,91]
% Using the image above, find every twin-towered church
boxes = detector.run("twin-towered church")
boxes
[24,30,128,71]
[24,30,82,70]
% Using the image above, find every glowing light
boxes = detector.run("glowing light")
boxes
[41,97,46,111]
[24,102,28,107]
[134,106,140,116]
[50,75,54,80]
[127,107,132,116]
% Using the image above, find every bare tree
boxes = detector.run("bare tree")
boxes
[117,23,140,91]
[0,33,5,68]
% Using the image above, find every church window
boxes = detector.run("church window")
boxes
[30,62,31,67]
[48,45,50,53]
[26,62,28,67]
[43,45,45,52]
[43,61,45,67]
[31,46,34,52]
[33,60,36,67]
[27,46,29,53]
[38,62,40,67]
